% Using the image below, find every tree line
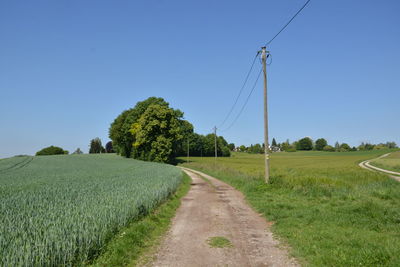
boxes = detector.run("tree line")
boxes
[236,137,398,153]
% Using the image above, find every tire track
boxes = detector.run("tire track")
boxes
[150,167,299,267]
[0,156,34,174]
[359,153,400,182]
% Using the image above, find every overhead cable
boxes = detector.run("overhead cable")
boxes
[218,52,259,129]
[221,66,263,132]
[266,0,311,45]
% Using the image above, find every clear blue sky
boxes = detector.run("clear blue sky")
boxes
[1,0,399,158]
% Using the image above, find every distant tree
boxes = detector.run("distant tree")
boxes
[281,139,290,151]
[386,141,397,149]
[248,144,263,154]
[222,146,231,157]
[36,146,66,156]
[193,134,231,157]
[323,145,335,152]
[339,143,351,152]
[218,136,231,156]
[358,142,374,151]
[63,150,69,155]
[315,138,328,151]
[296,137,313,151]
[239,145,246,152]
[271,138,277,147]
[185,133,204,157]
[173,122,195,157]
[366,143,375,150]
[72,148,83,154]
[89,138,104,154]
[334,141,340,151]
[286,145,297,152]
[105,141,114,153]
[228,143,235,151]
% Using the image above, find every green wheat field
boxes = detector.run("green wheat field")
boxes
[0,154,182,266]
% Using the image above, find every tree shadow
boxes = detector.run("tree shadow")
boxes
[170,158,187,166]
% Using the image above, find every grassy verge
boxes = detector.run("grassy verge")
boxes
[181,151,400,266]
[370,151,400,173]
[90,172,191,267]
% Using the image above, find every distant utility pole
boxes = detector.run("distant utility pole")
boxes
[214,126,218,160]
[187,138,190,163]
[261,47,270,183]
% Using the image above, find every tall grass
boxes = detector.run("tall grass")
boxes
[0,154,182,266]
[182,150,400,266]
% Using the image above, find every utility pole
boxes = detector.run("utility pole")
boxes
[261,47,270,183]
[213,126,218,161]
[187,138,189,163]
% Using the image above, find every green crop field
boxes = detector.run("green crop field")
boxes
[0,154,182,266]
[370,151,400,173]
[182,150,400,266]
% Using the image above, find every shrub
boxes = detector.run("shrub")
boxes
[323,145,335,152]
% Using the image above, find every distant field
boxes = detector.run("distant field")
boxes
[0,154,182,266]
[370,151,400,173]
[182,150,400,266]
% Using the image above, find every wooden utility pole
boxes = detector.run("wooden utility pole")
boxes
[261,47,270,183]
[187,138,190,163]
[214,126,218,160]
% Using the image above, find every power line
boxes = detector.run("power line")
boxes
[221,66,263,132]
[266,0,311,46]
[214,0,311,134]
[218,52,259,129]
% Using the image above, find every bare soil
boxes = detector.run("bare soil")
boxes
[149,167,299,267]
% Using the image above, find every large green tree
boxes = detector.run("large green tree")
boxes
[109,97,170,158]
[129,103,187,163]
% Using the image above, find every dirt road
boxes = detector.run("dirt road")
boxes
[359,153,400,182]
[149,167,299,267]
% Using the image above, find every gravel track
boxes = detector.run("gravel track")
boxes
[149,167,299,267]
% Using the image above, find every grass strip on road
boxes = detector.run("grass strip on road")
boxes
[181,151,400,266]
[90,172,191,267]
[207,236,234,248]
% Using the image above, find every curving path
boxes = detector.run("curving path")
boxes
[149,167,299,267]
[359,153,400,182]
